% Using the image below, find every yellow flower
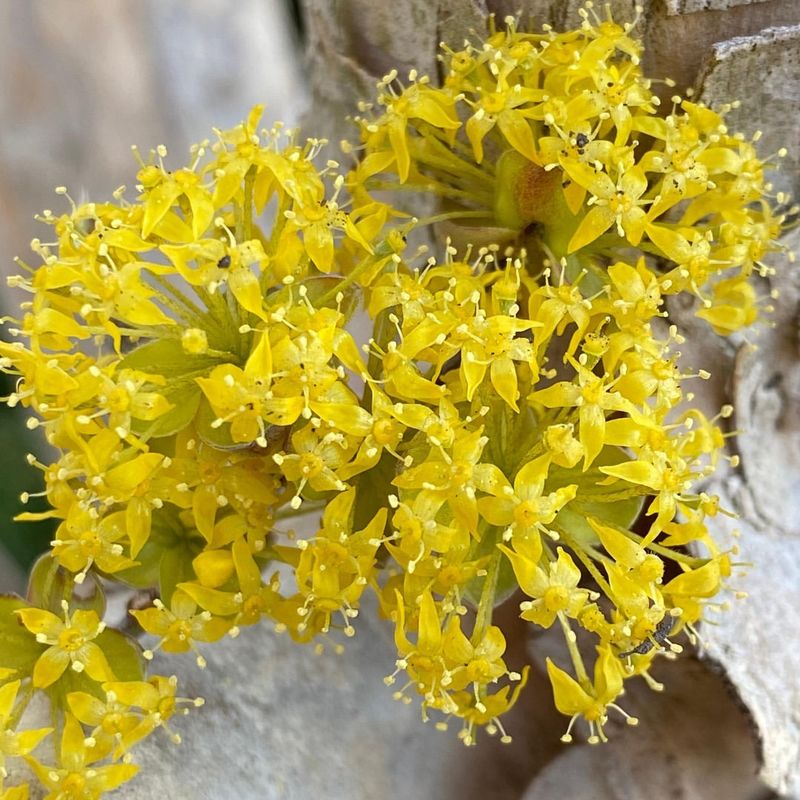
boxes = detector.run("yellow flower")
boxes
[479,453,576,541]
[100,675,193,750]
[290,491,386,638]
[393,428,506,531]
[530,359,639,469]
[547,645,636,743]
[564,162,650,252]
[66,687,141,760]
[26,713,138,799]
[284,183,374,272]
[456,313,539,410]
[131,590,231,667]
[51,508,135,581]
[502,546,590,629]
[443,618,509,692]
[179,538,281,629]
[370,71,460,181]
[15,603,113,689]
[465,75,540,164]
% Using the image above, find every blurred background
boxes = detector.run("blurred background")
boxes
[0,0,307,593]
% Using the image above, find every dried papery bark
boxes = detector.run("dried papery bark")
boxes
[303,1,800,797]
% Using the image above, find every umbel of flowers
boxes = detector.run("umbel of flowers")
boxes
[0,6,792,796]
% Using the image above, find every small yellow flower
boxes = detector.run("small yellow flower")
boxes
[131,591,231,667]
[547,645,636,744]
[502,545,590,628]
[479,453,576,540]
[26,713,138,799]
[16,603,113,689]
[530,359,639,469]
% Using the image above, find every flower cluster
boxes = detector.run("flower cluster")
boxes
[0,6,791,796]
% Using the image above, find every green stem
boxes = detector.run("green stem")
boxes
[7,681,34,729]
[556,525,615,601]
[414,209,493,226]
[557,612,590,688]
[472,551,500,645]
[365,179,491,205]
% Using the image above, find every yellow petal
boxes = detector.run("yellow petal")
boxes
[229,266,266,318]
[32,647,70,689]
[568,205,615,253]
[15,608,61,637]
[417,591,442,655]
[80,642,115,683]
[546,658,592,716]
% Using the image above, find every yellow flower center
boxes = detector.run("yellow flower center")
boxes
[372,418,401,445]
[450,461,473,484]
[299,453,324,478]
[581,378,604,405]
[631,617,655,642]
[79,532,103,557]
[61,773,87,798]
[484,332,510,358]
[636,555,664,583]
[382,350,403,373]
[466,658,494,682]
[514,500,542,528]
[409,654,437,675]
[300,203,328,224]
[451,53,474,73]
[481,92,506,115]
[317,540,348,568]
[200,461,222,485]
[584,701,605,722]
[608,191,633,214]
[57,628,86,652]
[437,565,463,587]
[101,711,124,734]
[509,41,532,60]
[106,386,130,413]
[543,585,570,612]
[167,620,193,644]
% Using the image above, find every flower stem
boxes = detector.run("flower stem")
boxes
[472,550,500,646]
[558,612,590,688]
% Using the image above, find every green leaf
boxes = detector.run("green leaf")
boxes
[552,447,645,549]
[26,554,106,617]
[463,523,519,610]
[159,541,200,607]
[111,539,162,589]
[112,507,200,592]
[353,451,396,534]
[0,595,45,677]
[119,338,223,378]
[96,628,146,682]
[27,554,70,613]
[132,382,202,439]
